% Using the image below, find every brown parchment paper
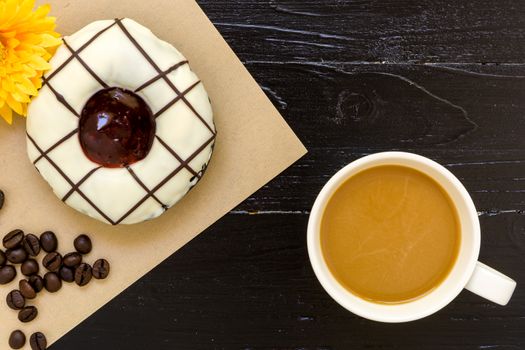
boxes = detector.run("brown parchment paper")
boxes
[0,0,306,347]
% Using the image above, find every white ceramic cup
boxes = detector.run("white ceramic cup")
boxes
[307,152,517,323]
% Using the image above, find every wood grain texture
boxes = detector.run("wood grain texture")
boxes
[204,0,525,63]
[53,1,525,349]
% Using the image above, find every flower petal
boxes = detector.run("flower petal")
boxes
[28,54,51,70]
[0,102,14,124]
[0,0,61,125]
[6,94,24,115]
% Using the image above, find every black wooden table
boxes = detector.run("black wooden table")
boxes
[55,1,525,349]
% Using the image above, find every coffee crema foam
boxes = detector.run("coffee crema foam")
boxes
[320,165,461,304]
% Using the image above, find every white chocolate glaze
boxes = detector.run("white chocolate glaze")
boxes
[26,18,215,225]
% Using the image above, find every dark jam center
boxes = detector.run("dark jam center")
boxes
[79,88,155,168]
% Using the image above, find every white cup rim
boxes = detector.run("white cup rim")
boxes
[307,152,481,322]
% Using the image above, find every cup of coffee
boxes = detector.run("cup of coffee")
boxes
[307,152,517,322]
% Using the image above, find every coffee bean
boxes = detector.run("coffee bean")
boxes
[30,332,47,350]
[9,330,26,349]
[0,190,4,210]
[19,279,36,299]
[75,263,92,286]
[63,252,82,267]
[21,259,39,276]
[29,275,44,293]
[3,229,24,249]
[74,234,92,254]
[42,252,62,272]
[44,272,61,293]
[6,290,25,310]
[6,248,27,264]
[0,249,6,266]
[18,306,38,323]
[59,266,75,282]
[93,259,110,279]
[39,231,57,253]
[0,265,16,284]
[22,234,41,257]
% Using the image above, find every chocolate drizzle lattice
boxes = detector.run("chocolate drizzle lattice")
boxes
[28,18,216,225]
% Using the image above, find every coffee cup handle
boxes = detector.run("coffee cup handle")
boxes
[464,262,517,305]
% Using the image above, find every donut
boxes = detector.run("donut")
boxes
[26,18,216,225]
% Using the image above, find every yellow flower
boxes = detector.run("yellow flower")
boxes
[0,0,61,124]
